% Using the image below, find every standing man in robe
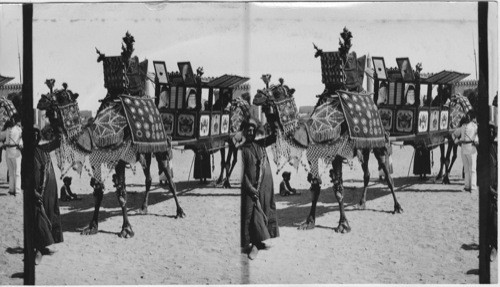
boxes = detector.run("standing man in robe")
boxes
[240,118,279,260]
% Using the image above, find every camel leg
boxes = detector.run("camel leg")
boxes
[140,153,153,214]
[374,148,403,214]
[216,147,226,185]
[115,161,134,238]
[298,175,320,230]
[299,157,321,230]
[332,156,350,233]
[443,142,456,184]
[223,146,238,188]
[357,149,371,210]
[81,178,104,235]
[81,163,103,236]
[436,143,446,180]
[156,152,185,218]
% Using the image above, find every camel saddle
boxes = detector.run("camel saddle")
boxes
[292,101,345,147]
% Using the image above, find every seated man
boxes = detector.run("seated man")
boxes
[279,171,299,196]
[60,176,79,201]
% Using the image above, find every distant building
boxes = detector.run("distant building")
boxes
[80,110,93,125]
[453,79,478,96]
[0,83,22,99]
[298,106,314,119]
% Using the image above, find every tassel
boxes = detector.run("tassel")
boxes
[135,141,170,153]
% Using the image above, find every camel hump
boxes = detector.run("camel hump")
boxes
[307,101,344,143]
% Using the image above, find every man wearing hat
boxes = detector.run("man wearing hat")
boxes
[240,117,279,260]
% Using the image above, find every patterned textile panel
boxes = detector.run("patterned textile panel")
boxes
[221,114,230,134]
[103,56,126,91]
[275,97,299,133]
[449,95,473,129]
[395,109,414,133]
[120,95,170,153]
[126,57,148,97]
[429,110,440,131]
[440,110,449,130]
[178,114,196,137]
[58,102,82,138]
[418,111,429,133]
[307,101,344,143]
[379,108,393,131]
[320,52,345,86]
[0,98,16,130]
[230,98,250,133]
[91,103,127,148]
[338,91,386,148]
[161,112,175,135]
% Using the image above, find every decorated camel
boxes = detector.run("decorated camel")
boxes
[0,97,18,131]
[253,28,403,233]
[215,95,253,188]
[434,90,474,184]
[37,33,185,239]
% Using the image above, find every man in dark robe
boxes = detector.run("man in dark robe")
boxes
[413,146,431,180]
[34,126,63,265]
[240,118,279,260]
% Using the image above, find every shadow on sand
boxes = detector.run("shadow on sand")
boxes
[276,175,464,228]
[275,183,393,228]
[59,180,236,234]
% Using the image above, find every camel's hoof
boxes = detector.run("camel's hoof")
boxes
[442,176,450,185]
[436,174,443,180]
[393,204,404,214]
[176,208,186,219]
[81,225,98,235]
[223,180,232,189]
[215,177,223,185]
[335,222,351,233]
[140,206,148,215]
[356,203,366,210]
[298,221,315,230]
[119,226,134,238]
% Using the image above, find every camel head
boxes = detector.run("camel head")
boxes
[37,80,81,137]
[449,92,474,129]
[253,75,296,133]
[230,95,251,133]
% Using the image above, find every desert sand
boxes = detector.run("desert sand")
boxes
[0,144,497,284]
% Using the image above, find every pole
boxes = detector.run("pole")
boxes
[477,2,491,283]
[366,54,373,93]
[17,35,22,84]
[22,4,35,285]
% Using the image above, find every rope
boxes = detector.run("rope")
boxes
[408,150,415,177]
[187,153,195,182]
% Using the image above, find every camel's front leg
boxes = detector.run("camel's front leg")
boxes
[299,175,321,230]
[157,152,185,218]
[374,148,403,214]
[443,143,458,184]
[140,153,153,214]
[357,149,371,210]
[332,156,350,233]
[115,161,134,238]
[216,147,226,185]
[223,146,238,188]
[436,143,446,180]
[81,178,104,235]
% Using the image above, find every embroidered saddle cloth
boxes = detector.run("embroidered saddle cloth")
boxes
[338,90,386,149]
[120,95,170,153]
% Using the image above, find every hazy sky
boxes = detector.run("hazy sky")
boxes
[0,2,497,113]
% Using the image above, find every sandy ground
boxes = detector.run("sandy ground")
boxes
[0,144,497,284]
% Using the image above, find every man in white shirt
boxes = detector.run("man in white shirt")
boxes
[453,111,478,192]
[5,114,22,195]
